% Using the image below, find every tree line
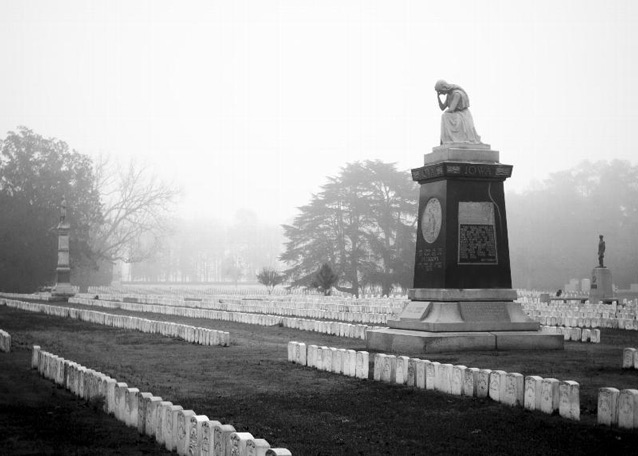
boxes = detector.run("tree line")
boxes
[2,126,636,295]
[278,159,638,294]
[0,127,179,292]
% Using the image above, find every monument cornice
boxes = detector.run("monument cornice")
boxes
[411,161,513,183]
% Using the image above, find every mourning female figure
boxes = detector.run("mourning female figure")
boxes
[435,80,482,145]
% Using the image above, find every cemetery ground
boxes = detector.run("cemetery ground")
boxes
[2,303,638,455]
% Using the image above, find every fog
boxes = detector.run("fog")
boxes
[2,0,637,225]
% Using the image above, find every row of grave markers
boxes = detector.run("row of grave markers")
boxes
[32,346,291,456]
[68,296,376,340]
[370,354,580,420]
[540,325,601,343]
[288,341,369,379]
[287,342,580,421]
[79,291,406,316]
[0,329,10,352]
[1,299,229,347]
[521,295,638,331]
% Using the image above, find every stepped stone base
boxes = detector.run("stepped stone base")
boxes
[389,289,539,332]
[366,328,564,353]
[367,288,564,353]
[51,283,75,301]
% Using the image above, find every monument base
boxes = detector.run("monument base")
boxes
[388,288,539,332]
[51,283,75,300]
[590,267,613,303]
[366,328,564,353]
[367,288,562,353]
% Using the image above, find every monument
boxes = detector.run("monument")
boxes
[51,198,75,299]
[590,235,613,303]
[366,80,563,352]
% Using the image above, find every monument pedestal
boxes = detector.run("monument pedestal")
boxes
[51,221,75,300]
[590,267,613,303]
[366,144,563,352]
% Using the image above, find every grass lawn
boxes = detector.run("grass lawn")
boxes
[2,302,638,455]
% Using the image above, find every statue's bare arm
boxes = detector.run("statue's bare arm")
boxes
[446,91,461,112]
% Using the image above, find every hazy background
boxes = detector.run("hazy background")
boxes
[2,0,637,225]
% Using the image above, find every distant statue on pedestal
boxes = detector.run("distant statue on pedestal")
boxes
[435,80,482,145]
[598,235,606,268]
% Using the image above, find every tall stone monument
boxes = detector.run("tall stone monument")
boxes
[590,235,613,302]
[51,198,75,299]
[366,80,563,352]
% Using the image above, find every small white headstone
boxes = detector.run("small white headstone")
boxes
[137,392,153,434]
[265,449,292,456]
[188,415,209,456]
[176,409,196,456]
[438,363,453,393]
[373,354,385,381]
[489,370,506,402]
[338,348,347,373]
[246,438,271,456]
[597,387,620,426]
[415,360,426,389]
[229,432,255,456]
[201,419,221,455]
[407,358,417,387]
[297,343,307,366]
[451,365,466,396]
[381,355,396,383]
[559,381,580,420]
[331,348,341,373]
[540,378,560,414]
[308,345,318,368]
[623,348,636,369]
[463,367,479,397]
[396,356,409,385]
[125,388,140,428]
[212,423,236,456]
[323,348,333,372]
[156,401,173,445]
[502,373,524,407]
[425,361,436,391]
[146,396,163,437]
[165,405,183,451]
[355,351,369,379]
[524,376,543,411]
[287,341,296,362]
[592,329,601,343]
[346,349,357,377]
[617,389,638,429]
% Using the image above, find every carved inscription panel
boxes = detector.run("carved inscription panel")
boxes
[416,247,444,272]
[398,302,432,320]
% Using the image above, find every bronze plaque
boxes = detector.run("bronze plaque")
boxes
[458,202,498,265]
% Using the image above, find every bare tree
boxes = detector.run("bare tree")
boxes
[91,155,181,264]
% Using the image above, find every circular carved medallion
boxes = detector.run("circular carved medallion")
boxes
[421,197,442,244]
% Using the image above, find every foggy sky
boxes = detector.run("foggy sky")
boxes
[2,0,637,224]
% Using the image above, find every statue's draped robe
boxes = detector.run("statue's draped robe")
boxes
[440,87,482,144]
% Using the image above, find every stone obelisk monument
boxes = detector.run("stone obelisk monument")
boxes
[367,80,563,352]
[51,198,75,299]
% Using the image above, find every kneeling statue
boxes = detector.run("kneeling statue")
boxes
[435,80,482,145]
